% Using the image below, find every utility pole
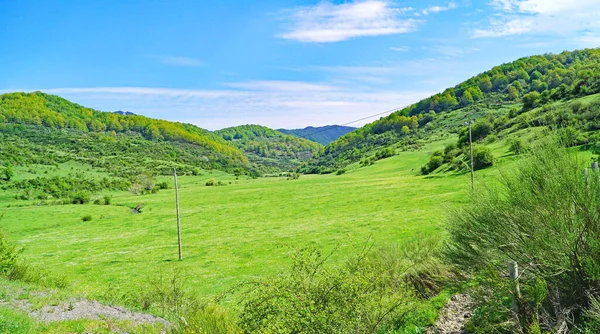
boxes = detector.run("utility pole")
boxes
[173,168,182,260]
[465,120,475,192]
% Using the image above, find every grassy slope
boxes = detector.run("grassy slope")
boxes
[1,140,482,298]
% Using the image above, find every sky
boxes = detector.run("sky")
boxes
[1,0,600,130]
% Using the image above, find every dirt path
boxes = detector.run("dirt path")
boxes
[3,297,171,327]
[427,294,473,334]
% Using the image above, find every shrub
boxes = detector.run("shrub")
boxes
[103,195,111,205]
[446,140,600,332]
[157,181,169,189]
[236,246,418,333]
[507,137,527,155]
[336,169,346,175]
[470,145,494,170]
[71,191,91,204]
[93,198,102,205]
[421,154,444,175]
[0,232,18,277]
[205,178,216,186]
[81,215,92,222]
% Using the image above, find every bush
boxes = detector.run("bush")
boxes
[0,232,18,277]
[421,153,444,175]
[103,195,111,205]
[156,181,169,189]
[81,215,92,222]
[336,169,346,175]
[236,246,418,333]
[471,145,494,170]
[205,178,216,186]
[446,140,600,331]
[70,191,91,204]
[507,137,527,155]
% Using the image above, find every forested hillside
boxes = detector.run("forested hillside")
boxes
[302,48,600,173]
[0,92,258,178]
[277,125,356,145]
[215,124,321,171]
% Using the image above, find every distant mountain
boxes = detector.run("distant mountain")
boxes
[114,110,136,116]
[215,124,322,172]
[278,125,356,145]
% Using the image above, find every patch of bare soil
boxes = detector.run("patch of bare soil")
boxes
[427,294,473,334]
[5,297,171,327]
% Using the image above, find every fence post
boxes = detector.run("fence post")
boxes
[584,168,589,186]
[592,161,598,172]
[509,261,520,314]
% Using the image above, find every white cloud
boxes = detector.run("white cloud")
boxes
[475,0,600,38]
[422,2,458,15]
[277,0,419,43]
[390,46,409,52]
[34,84,433,130]
[156,56,205,67]
[222,80,336,92]
[430,45,479,57]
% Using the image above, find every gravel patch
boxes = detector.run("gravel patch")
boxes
[427,294,473,334]
[4,297,171,328]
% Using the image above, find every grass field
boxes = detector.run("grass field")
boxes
[0,139,503,303]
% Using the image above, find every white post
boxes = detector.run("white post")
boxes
[509,261,520,314]
[174,168,182,261]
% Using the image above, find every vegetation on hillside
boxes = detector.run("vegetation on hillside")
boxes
[446,140,600,332]
[215,124,321,171]
[303,48,600,173]
[277,125,356,145]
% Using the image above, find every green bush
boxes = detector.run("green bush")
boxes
[236,246,418,333]
[470,145,494,170]
[70,191,91,204]
[507,137,527,155]
[336,169,346,175]
[205,178,216,186]
[421,153,444,175]
[103,195,111,205]
[0,233,18,277]
[446,140,600,331]
[81,215,92,222]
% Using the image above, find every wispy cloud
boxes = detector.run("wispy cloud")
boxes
[429,45,479,57]
[222,80,337,92]
[277,0,419,43]
[421,2,458,15]
[155,56,206,67]
[35,84,433,130]
[474,0,600,38]
[390,46,409,52]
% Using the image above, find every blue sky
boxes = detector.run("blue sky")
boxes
[2,0,599,130]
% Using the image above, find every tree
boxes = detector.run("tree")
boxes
[522,91,541,109]
[2,164,13,181]
[492,74,509,91]
[479,76,493,93]
[461,90,474,106]
[401,125,410,135]
[507,85,519,100]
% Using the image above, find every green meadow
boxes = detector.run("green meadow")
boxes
[0,140,497,300]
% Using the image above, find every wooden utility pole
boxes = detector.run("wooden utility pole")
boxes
[466,120,474,192]
[174,168,182,260]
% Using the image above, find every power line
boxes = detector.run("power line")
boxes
[300,105,408,139]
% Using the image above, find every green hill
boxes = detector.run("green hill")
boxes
[277,125,356,145]
[0,92,252,178]
[301,48,600,174]
[215,124,322,171]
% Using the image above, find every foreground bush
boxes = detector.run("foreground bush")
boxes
[446,140,600,332]
[235,245,429,333]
